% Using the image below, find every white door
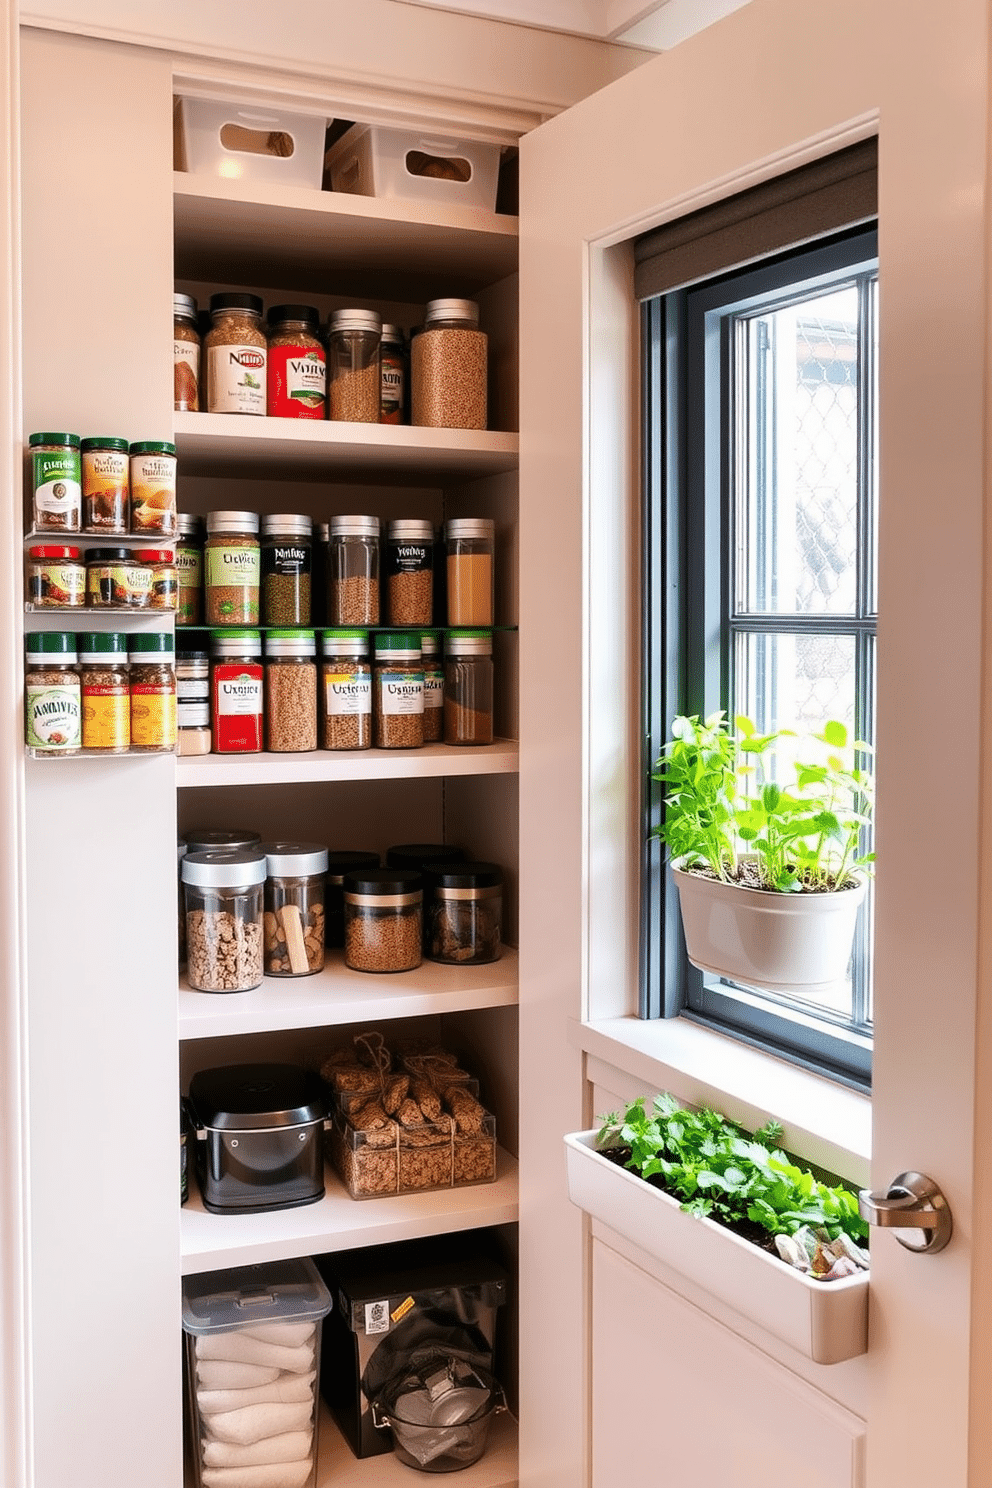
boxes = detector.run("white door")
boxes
[516,1,992,1483]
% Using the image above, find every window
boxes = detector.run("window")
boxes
[640,219,877,1091]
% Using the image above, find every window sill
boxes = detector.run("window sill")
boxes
[570,1014,871,1187]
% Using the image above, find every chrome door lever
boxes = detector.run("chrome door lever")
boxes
[858,1171,952,1254]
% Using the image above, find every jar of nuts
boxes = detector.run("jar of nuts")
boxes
[373,633,424,749]
[342,867,423,973]
[327,308,381,423]
[205,292,267,416]
[320,628,371,750]
[411,299,488,431]
[385,518,434,626]
[424,861,503,965]
[24,631,81,757]
[328,514,380,626]
[181,848,266,993]
[265,629,318,753]
[261,840,329,976]
[262,513,312,626]
[205,511,260,625]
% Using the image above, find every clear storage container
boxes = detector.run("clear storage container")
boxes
[445,518,494,626]
[205,293,267,416]
[320,629,371,750]
[328,514,380,625]
[373,632,423,749]
[181,847,266,992]
[425,861,502,964]
[421,630,444,743]
[262,513,312,626]
[343,867,422,973]
[262,840,328,976]
[81,437,129,534]
[325,849,380,948]
[324,123,500,211]
[205,510,260,625]
[265,629,317,753]
[327,308,381,423]
[411,299,487,430]
[444,628,494,745]
[179,97,328,188]
[385,518,434,626]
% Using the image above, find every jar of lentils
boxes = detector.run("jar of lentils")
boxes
[385,518,434,626]
[24,631,81,757]
[411,299,488,430]
[80,631,130,753]
[261,840,328,976]
[420,630,444,743]
[210,630,264,754]
[327,308,381,423]
[182,848,266,993]
[205,511,260,625]
[81,437,129,535]
[329,514,380,625]
[30,432,81,533]
[26,545,85,608]
[262,514,312,626]
[320,628,371,751]
[266,304,326,419]
[373,633,424,749]
[176,513,204,626]
[174,292,200,412]
[205,292,267,416]
[444,629,494,745]
[343,867,423,973]
[265,629,318,753]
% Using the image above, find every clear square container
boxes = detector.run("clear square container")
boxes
[328,1109,496,1199]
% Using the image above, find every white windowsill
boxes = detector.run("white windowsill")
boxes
[570,1015,871,1187]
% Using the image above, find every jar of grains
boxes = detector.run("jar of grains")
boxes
[181,848,266,993]
[128,631,176,752]
[342,867,422,973]
[420,630,444,743]
[326,308,381,423]
[380,323,407,424]
[385,518,434,626]
[445,517,494,626]
[174,292,200,412]
[265,629,318,753]
[210,630,263,754]
[29,432,81,533]
[205,292,267,416]
[24,631,81,757]
[424,861,502,965]
[137,549,179,610]
[176,648,211,757]
[324,849,380,948]
[205,510,260,625]
[373,632,424,749]
[261,840,329,976]
[80,631,130,753]
[26,545,85,608]
[312,522,329,628]
[328,514,380,625]
[320,628,371,750]
[85,547,151,609]
[81,437,129,535]
[261,513,312,626]
[411,299,488,430]
[266,304,326,420]
[129,441,177,537]
[444,629,494,746]
[176,513,204,626]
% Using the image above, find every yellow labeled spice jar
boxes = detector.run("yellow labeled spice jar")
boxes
[80,631,130,753]
[129,631,176,752]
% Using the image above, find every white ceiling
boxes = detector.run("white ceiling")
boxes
[395,0,751,49]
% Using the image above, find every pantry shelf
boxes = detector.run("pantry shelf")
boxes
[176,739,519,787]
[180,1147,519,1273]
[179,947,519,1038]
[315,1400,518,1488]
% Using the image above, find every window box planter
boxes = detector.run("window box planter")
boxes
[563,1127,869,1365]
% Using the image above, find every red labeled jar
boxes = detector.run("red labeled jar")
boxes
[210,629,263,754]
[267,304,326,420]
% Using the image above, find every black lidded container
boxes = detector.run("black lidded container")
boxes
[386,844,467,949]
[187,1063,326,1215]
[423,860,503,965]
[325,849,381,948]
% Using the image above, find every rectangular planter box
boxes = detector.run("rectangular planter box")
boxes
[564,1128,868,1365]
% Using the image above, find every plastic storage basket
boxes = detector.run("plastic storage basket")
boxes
[324,123,501,210]
[178,97,327,188]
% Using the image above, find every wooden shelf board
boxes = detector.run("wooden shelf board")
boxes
[180,1149,518,1273]
[177,738,519,788]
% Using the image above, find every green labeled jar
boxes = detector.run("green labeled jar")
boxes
[25,631,81,756]
[176,512,204,626]
[30,432,81,533]
[205,511,260,626]
[79,632,130,753]
[129,440,177,537]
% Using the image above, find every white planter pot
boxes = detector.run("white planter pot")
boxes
[564,1128,868,1365]
[672,863,867,994]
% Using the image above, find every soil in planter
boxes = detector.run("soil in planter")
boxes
[684,860,858,894]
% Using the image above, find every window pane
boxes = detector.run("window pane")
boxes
[739,286,860,617]
[732,629,856,738]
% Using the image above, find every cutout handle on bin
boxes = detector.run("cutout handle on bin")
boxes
[220,116,296,158]
[405,148,472,183]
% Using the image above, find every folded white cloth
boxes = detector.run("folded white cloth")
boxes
[239,1322,315,1348]
[201,1463,311,1488]
[206,1401,312,1446]
[196,1332,314,1375]
[202,1430,312,1468]
[196,1361,280,1391]
[197,1373,315,1415]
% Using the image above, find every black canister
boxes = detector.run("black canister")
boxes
[424,861,503,965]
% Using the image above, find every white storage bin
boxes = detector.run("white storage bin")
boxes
[325,123,501,211]
[178,97,327,189]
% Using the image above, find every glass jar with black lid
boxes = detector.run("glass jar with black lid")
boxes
[424,861,503,965]
[342,867,422,973]
[261,514,312,626]
[324,849,380,948]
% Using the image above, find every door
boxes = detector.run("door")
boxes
[516,0,992,1483]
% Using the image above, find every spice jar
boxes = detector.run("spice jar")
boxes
[261,840,328,976]
[181,848,266,993]
[320,628,371,750]
[26,545,84,608]
[81,437,129,535]
[85,547,151,609]
[30,432,81,532]
[267,304,326,420]
[411,299,488,430]
[329,514,380,625]
[327,308,381,423]
[312,522,329,628]
[445,518,495,626]
[424,861,503,965]
[174,292,200,412]
[205,292,267,416]
[137,549,179,610]
[324,849,380,948]
[211,629,264,754]
[176,513,204,627]
[80,631,130,753]
[385,518,434,626]
[380,323,407,424]
[373,633,424,749]
[444,629,494,745]
[421,631,444,743]
[24,631,81,757]
[343,867,422,973]
[129,631,176,752]
[205,511,260,625]
[176,647,211,757]
[262,514,312,626]
[129,441,177,537]
[265,629,318,753]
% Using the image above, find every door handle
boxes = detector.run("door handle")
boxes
[858,1171,952,1254]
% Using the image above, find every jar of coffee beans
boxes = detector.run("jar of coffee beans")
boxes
[24,631,81,757]
[320,629,371,750]
[181,848,266,993]
[205,511,260,625]
[262,513,312,626]
[342,867,422,973]
[329,514,380,626]
[265,629,318,753]
[411,299,487,430]
[385,518,433,626]
[205,293,267,416]
[327,308,381,423]
[373,633,424,749]
[444,629,494,746]
[261,840,328,976]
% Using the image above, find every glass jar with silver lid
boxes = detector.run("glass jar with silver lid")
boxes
[411,298,488,431]
[261,513,312,626]
[327,308,382,424]
[385,518,434,626]
[205,510,260,626]
[181,848,267,993]
[261,840,329,977]
[329,514,380,626]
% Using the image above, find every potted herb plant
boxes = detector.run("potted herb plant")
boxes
[652,713,874,992]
